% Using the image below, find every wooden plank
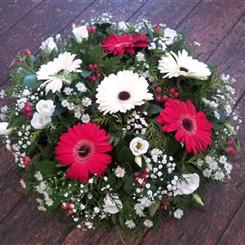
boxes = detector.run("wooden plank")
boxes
[217,196,245,244]
[0,0,44,35]
[208,16,245,99]
[0,0,96,85]
[132,0,200,28]
[177,0,245,60]
[0,196,73,244]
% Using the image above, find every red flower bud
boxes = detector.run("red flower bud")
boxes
[173,92,179,98]
[227,139,234,146]
[17,58,23,63]
[168,87,176,95]
[155,95,162,103]
[87,25,96,33]
[155,86,162,94]
[161,95,168,102]
[87,64,95,70]
[24,49,31,56]
[226,146,236,156]
[23,156,31,168]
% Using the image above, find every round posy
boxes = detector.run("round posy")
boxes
[1,17,240,238]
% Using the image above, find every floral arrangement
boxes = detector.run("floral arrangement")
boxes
[0,15,241,237]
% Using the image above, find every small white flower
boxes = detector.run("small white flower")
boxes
[81,114,91,123]
[134,203,145,217]
[31,112,51,129]
[125,220,136,229]
[136,52,145,62]
[72,24,88,43]
[76,82,87,92]
[34,171,43,181]
[114,166,125,178]
[103,194,123,214]
[173,209,184,219]
[36,99,55,117]
[143,219,153,228]
[174,173,200,195]
[0,122,11,135]
[63,87,73,95]
[82,97,92,107]
[118,21,128,31]
[130,137,149,156]
[40,37,58,53]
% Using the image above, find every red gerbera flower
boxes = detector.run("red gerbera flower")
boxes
[102,33,148,56]
[55,123,112,182]
[156,100,213,155]
[132,34,148,48]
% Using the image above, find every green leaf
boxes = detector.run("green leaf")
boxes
[147,104,162,114]
[34,161,58,175]
[149,200,161,217]
[80,70,92,78]
[117,146,134,163]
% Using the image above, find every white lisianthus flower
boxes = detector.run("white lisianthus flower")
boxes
[31,112,51,129]
[103,194,123,214]
[173,208,184,219]
[36,100,55,117]
[158,49,211,80]
[40,37,58,53]
[72,24,88,43]
[174,173,200,195]
[164,27,177,45]
[37,52,82,94]
[96,70,153,114]
[130,137,149,156]
[0,122,11,135]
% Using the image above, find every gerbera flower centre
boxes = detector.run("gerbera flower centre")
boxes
[118,91,131,100]
[182,118,195,132]
[78,144,91,157]
[179,67,189,72]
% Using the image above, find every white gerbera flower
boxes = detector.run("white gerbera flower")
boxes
[36,52,82,94]
[158,50,211,80]
[96,70,153,114]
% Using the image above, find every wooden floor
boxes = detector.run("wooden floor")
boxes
[0,0,244,244]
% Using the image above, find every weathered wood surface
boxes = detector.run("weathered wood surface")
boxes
[0,0,244,244]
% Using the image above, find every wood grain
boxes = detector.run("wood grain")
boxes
[0,0,44,35]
